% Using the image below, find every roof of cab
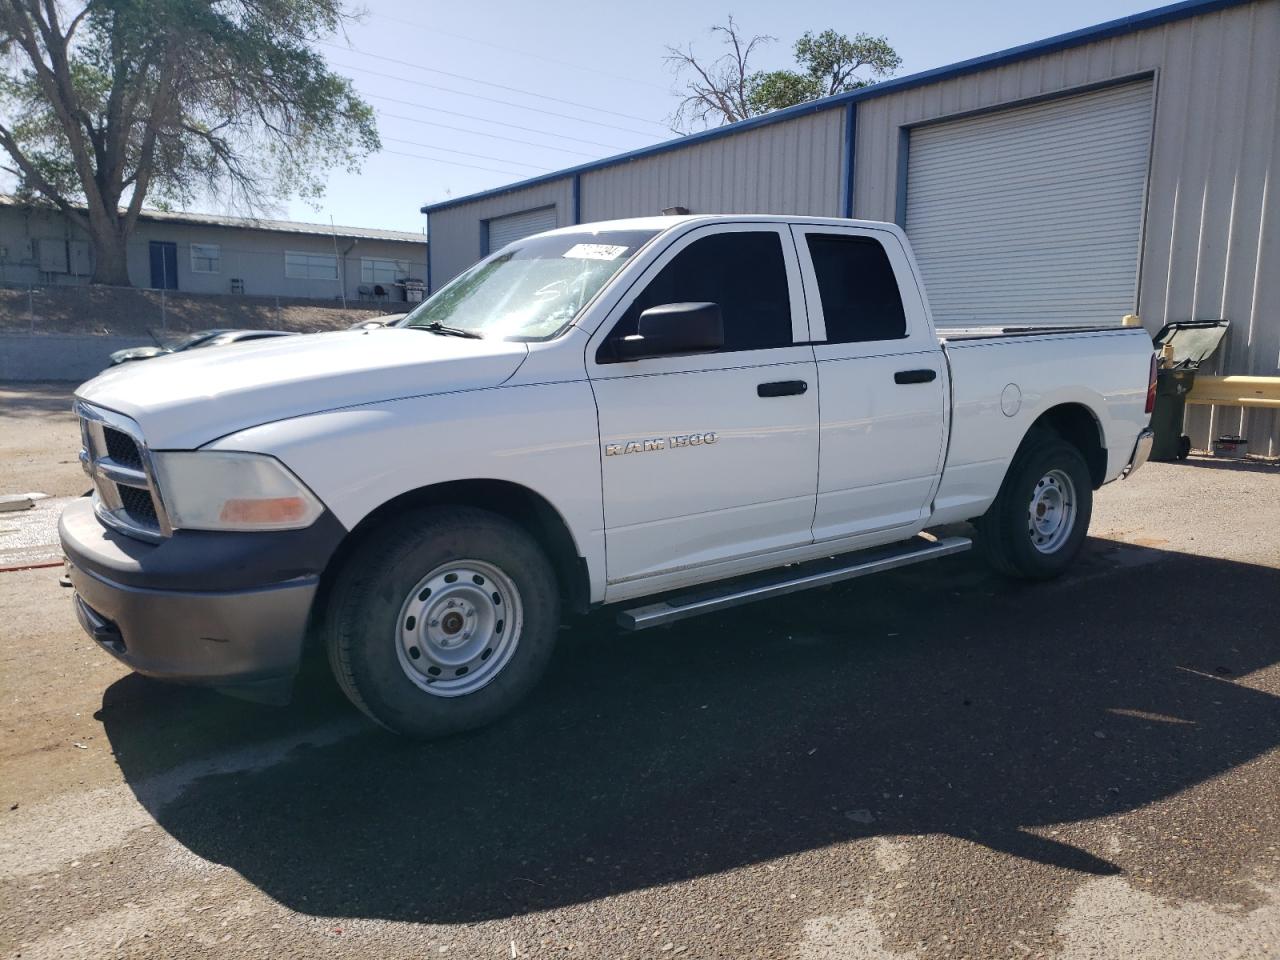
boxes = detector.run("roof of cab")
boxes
[540,213,904,238]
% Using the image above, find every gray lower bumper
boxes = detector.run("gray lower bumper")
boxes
[58,497,322,694]
[68,562,317,688]
[1124,427,1156,478]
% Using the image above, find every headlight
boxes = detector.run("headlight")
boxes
[152,451,323,531]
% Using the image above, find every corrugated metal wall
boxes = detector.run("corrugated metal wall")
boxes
[580,109,845,222]
[1147,1,1279,456]
[855,0,1279,454]
[428,178,574,288]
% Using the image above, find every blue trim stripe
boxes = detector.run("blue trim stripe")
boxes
[894,128,911,227]
[572,173,582,225]
[421,0,1249,216]
[841,102,857,219]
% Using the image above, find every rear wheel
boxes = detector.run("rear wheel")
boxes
[324,506,560,738]
[975,431,1093,580]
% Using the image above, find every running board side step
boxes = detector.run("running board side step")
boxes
[617,535,972,631]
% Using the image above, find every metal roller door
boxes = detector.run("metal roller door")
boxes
[905,80,1154,327]
[486,206,558,253]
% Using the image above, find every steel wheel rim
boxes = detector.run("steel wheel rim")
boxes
[394,559,523,697]
[1027,468,1077,554]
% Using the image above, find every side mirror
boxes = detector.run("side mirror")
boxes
[613,302,723,361]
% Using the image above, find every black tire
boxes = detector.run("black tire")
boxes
[323,506,560,738]
[975,430,1093,580]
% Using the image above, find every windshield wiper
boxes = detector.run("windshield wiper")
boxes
[415,321,484,340]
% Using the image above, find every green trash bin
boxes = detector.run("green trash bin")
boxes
[1148,319,1231,462]
[1150,367,1195,461]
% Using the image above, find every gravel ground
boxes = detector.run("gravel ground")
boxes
[0,497,71,568]
[1,384,1278,959]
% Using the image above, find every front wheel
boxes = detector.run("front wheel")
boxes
[975,431,1093,580]
[323,506,561,738]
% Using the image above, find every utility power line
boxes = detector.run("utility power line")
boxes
[318,40,667,128]
[370,13,669,92]
[365,92,630,150]
[329,60,660,137]
[378,147,534,179]
[376,111,600,159]
[378,135,552,171]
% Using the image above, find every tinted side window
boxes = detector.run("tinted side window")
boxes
[600,231,792,361]
[806,234,906,343]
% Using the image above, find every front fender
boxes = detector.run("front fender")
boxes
[206,382,607,602]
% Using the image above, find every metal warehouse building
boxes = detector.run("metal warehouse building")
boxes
[424,0,1279,454]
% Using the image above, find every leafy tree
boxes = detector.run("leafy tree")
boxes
[744,70,822,118]
[667,19,902,131]
[0,0,378,285]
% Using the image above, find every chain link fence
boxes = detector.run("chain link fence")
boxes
[0,282,395,338]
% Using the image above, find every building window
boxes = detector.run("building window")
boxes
[361,257,412,285]
[285,251,338,280]
[190,242,221,274]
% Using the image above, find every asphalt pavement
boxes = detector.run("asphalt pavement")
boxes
[0,412,1277,958]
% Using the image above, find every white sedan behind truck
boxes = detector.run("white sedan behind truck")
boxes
[60,215,1156,737]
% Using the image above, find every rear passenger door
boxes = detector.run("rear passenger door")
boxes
[790,225,948,543]
[587,224,819,589]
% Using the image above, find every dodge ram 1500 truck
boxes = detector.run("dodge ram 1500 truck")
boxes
[61,215,1156,737]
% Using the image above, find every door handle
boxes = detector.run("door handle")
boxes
[894,369,937,385]
[757,380,808,398]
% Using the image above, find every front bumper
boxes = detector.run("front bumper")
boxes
[1124,427,1156,478]
[59,497,343,697]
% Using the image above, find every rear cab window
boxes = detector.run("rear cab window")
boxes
[804,234,907,344]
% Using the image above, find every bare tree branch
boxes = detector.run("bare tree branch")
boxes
[665,17,774,132]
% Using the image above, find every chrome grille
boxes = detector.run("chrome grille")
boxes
[76,402,171,542]
[102,426,143,469]
[117,484,159,526]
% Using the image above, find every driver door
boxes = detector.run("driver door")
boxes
[586,224,820,594]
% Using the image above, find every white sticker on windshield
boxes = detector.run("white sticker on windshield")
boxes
[563,243,628,261]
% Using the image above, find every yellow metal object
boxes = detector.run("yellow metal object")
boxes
[1122,314,1143,327]
[1185,375,1280,408]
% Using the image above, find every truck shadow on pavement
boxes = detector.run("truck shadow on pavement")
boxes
[99,538,1280,923]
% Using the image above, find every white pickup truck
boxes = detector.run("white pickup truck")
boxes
[61,215,1156,737]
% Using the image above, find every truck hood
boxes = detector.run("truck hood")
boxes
[77,328,529,449]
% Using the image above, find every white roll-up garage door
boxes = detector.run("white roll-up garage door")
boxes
[486,206,558,253]
[905,80,1154,328]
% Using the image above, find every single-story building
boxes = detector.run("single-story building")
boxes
[0,197,428,303]
[423,0,1278,455]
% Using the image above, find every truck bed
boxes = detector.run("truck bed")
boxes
[928,324,1153,528]
[938,324,1140,342]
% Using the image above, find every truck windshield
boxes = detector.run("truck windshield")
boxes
[402,229,660,341]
